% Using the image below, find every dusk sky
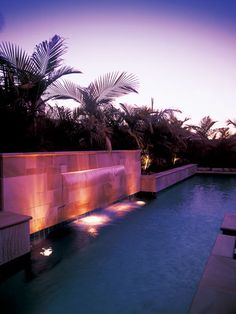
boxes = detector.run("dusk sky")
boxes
[1,0,236,127]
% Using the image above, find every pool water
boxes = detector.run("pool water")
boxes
[1,175,236,314]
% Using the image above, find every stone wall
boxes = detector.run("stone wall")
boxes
[141,164,197,193]
[0,151,140,234]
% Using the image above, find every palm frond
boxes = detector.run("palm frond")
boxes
[89,71,139,102]
[50,65,81,80]
[0,42,33,72]
[227,119,236,128]
[44,80,83,103]
[32,35,67,76]
[200,116,217,131]
[0,47,42,91]
[119,103,137,116]
[0,42,39,87]
[43,66,81,94]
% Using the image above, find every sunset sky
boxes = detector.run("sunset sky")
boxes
[1,0,236,127]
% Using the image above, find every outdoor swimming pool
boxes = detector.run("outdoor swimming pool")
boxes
[1,174,236,314]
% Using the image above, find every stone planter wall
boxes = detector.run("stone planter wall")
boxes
[0,150,140,234]
[141,164,197,193]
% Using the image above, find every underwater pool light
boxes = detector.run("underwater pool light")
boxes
[40,247,53,257]
[135,200,146,206]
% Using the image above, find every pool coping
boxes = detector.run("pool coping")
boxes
[197,167,236,175]
[189,232,236,313]
[141,164,198,193]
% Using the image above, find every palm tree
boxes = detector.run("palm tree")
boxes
[184,116,219,165]
[0,35,81,136]
[187,116,217,139]
[215,127,231,139]
[46,72,139,150]
[119,101,167,150]
[119,103,145,149]
[43,104,81,151]
[119,102,185,171]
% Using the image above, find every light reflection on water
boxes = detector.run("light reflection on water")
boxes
[75,214,111,237]
[107,202,136,212]
[73,199,147,237]
[87,227,98,237]
[14,198,147,280]
[77,214,111,226]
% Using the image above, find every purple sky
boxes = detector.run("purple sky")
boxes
[1,0,236,127]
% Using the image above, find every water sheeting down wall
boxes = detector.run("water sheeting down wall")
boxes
[61,166,126,221]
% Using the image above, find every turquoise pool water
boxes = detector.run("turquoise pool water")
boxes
[1,174,236,314]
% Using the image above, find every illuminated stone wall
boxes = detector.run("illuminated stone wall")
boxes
[141,164,197,193]
[61,165,127,222]
[0,151,140,233]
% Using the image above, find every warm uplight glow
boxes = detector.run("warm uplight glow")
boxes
[135,201,146,206]
[173,157,180,164]
[77,215,110,226]
[142,154,152,171]
[40,247,53,256]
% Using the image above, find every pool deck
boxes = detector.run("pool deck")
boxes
[189,233,236,313]
[211,234,235,258]
[221,213,236,235]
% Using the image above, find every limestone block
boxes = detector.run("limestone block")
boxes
[3,157,26,177]
[3,174,47,212]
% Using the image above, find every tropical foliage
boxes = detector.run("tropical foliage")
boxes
[45,71,139,150]
[0,35,236,171]
[0,34,80,151]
